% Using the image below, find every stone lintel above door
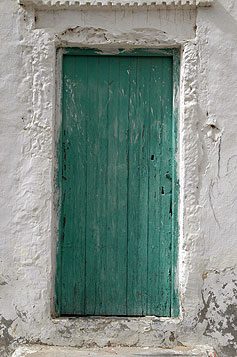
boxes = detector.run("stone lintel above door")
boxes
[18,0,213,10]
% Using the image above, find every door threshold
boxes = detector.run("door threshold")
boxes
[13,345,216,357]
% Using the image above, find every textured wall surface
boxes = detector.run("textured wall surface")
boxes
[0,0,236,356]
[18,0,214,9]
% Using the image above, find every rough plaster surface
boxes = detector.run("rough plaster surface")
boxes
[0,0,236,356]
[18,0,214,9]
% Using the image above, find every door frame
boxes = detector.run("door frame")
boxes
[55,48,180,318]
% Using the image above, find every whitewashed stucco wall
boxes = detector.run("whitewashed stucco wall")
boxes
[0,0,236,356]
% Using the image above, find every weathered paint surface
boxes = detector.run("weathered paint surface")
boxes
[56,52,178,316]
[0,0,236,356]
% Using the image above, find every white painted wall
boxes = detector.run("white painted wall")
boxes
[0,0,236,356]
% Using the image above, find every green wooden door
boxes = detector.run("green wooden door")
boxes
[56,50,179,317]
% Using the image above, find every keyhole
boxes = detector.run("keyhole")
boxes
[151,155,154,161]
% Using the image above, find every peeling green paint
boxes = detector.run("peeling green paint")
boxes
[55,48,180,317]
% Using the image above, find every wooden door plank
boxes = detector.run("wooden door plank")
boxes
[126,57,150,315]
[85,56,107,315]
[156,57,173,316]
[104,57,129,315]
[146,57,174,315]
[91,56,111,315]
[60,55,88,315]
[146,57,163,315]
[73,55,89,315]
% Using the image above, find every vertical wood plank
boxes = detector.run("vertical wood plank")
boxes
[146,57,174,315]
[146,57,163,315]
[85,55,103,315]
[127,57,150,315]
[104,57,129,315]
[60,55,88,314]
[157,57,173,315]
[91,56,110,315]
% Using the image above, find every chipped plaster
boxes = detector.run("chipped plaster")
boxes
[0,0,236,356]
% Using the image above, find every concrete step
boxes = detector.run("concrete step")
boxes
[12,345,216,357]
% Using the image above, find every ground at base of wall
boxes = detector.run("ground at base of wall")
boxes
[12,345,217,357]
